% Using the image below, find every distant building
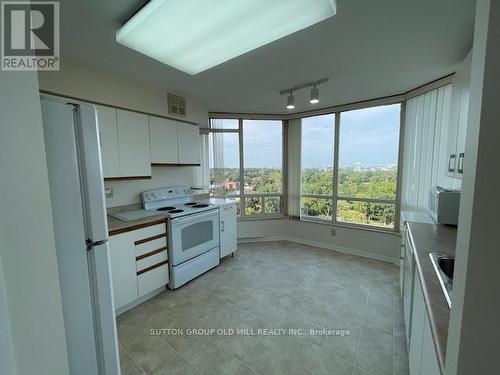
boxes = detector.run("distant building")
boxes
[224,181,240,192]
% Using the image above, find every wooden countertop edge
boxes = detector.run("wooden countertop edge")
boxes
[408,224,448,375]
[108,218,166,236]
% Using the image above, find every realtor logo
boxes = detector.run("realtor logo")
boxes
[1,1,59,70]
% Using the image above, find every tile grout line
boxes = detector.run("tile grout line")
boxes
[119,343,148,375]
[351,280,371,375]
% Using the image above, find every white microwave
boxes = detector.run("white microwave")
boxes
[429,186,461,225]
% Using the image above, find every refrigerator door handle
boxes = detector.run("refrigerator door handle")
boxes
[86,239,108,251]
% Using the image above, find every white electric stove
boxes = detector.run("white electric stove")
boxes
[142,186,220,289]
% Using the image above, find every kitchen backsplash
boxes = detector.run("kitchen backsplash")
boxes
[104,167,197,208]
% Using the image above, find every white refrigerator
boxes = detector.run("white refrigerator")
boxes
[41,98,120,375]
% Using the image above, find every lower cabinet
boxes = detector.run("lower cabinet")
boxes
[408,271,441,375]
[219,203,237,258]
[109,232,138,310]
[109,222,168,312]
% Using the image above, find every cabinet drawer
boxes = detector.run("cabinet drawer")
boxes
[137,263,169,297]
[136,251,168,272]
[133,223,166,243]
[135,237,167,258]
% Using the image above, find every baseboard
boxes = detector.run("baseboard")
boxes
[238,236,399,265]
[115,286,166,316]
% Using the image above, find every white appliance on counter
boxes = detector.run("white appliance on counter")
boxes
[142,187,220,289]
[40,99,120,375]
[429,186,461,225]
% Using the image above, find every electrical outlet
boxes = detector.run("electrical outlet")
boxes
[105,188,113,199]
[330,228,336,236]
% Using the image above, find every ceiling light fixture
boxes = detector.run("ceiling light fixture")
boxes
[280,78,328,110]
[116,0,337,75]
[310,85,320,104]
[286,92,296,110]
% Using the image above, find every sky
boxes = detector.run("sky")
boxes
[210,104,401,168]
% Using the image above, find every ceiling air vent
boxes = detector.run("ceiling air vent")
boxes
[168,93,186,116]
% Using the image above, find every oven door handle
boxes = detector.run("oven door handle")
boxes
[171,209,218,225]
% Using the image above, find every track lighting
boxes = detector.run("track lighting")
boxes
[280,77,328,110]
[286,92,295,110]
[310,85,319,104]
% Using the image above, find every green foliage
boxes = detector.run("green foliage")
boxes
[209,167,397,226]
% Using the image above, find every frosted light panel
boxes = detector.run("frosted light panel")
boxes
[116,0,336,75]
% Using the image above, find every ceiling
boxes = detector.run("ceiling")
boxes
[60,0,476,114]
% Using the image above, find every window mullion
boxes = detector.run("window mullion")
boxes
[238,118,245,216]
[332,112,340,224]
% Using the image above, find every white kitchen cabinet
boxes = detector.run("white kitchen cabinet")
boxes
[446,50,472,179]
[177,123,201,165]
[420,314,441,375]
[409,271,426,375]
[408,270,441,375]
[219,203,237,258]
[149,116,179,164]
[109,222,168,313]
[108,232,138,310]
[96,105,120,178]
[116,109,151,177]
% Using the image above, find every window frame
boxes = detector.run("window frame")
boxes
[300,102,404,232]
[208,118,287,218]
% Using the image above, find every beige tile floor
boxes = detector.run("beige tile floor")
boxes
[117,241,410,375]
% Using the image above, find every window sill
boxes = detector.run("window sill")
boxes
[299,217,401,236]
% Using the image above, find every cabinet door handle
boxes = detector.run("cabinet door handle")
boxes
[448,154,457,173]
[221,221,225,232]
[457,152,465,174]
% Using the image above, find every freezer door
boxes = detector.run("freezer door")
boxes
[75,104,110,243]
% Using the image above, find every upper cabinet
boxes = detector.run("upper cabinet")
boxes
[96,105,120,178]
[116,109,152,178]
[177,123,201,165]
[149,116,179,164]
[97,105,201,179]
[446,50,472,178]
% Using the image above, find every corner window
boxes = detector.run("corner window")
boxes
[208,118,285,217]
[300,104,401,230]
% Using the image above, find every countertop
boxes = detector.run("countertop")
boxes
[407,221,457,373]
[107,204,166,236]
[106,198,235,236]
[401,209,434,224]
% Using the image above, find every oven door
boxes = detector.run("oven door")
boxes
[169,209,220,266]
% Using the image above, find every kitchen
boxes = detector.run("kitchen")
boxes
[1,1,499,375]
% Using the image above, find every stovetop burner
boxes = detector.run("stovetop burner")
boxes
[157,206,176,211]
[184,202,197,206]
[193,203,209,208]
[168,209,184,214]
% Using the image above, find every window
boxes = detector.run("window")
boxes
[301,114,334,220]
[208,118,285,217]
[300,104,401,230]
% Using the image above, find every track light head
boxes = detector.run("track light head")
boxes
[310,85,319,104]
[286,92,295,109]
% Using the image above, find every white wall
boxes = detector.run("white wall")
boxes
[38,57,209,127]
[446,1,500,373]
[238,219,400,263]
[0,258,16,375]
[38,57,209,208]
[0,71,69,374]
